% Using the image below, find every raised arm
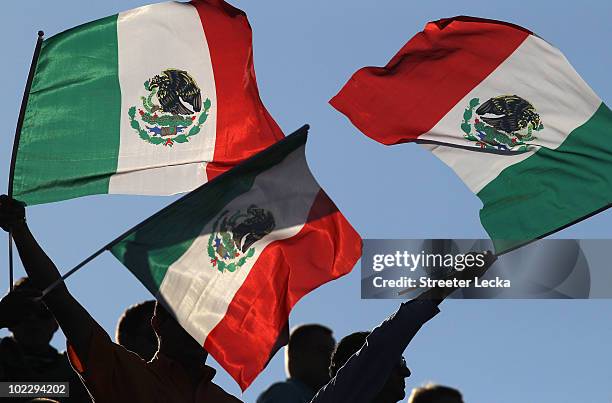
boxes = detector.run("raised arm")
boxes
[0,195,97,360]
[310,251,496,403]
[310,299,439,403]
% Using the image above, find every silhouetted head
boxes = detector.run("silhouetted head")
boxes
[330,331,410,403]
[151,301,207,365]
[9,277,58,352]
[116,300,157,361]
[408,384,463,403]
[27,398,60,403]
[286,324,335,392]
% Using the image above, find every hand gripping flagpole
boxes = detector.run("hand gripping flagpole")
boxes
[7,31,45,292]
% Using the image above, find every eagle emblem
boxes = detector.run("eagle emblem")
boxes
[460,95,544,152]
[207,205,276,273]
[127,69,212,147]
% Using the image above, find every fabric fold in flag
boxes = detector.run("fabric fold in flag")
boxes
[331,16,602,153]
[109,126,362,390]
[13,0,283,205]
[331,16,611,253]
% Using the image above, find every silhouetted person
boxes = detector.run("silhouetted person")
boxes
[331,331,410,402]
[0,278,58,379]
[115,300,157,361]
[258,324,335,403]
[0,195,241,402]
[408,384,463,403]
[0,277,90,403]
[310,252,496,403]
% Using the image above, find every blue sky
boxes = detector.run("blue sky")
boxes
[1,1,611,402]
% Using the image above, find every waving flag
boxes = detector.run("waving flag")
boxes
[331,16,611,253]
[109,126,362,389]
[12,0,283,205]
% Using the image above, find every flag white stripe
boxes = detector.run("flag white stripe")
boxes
[157,145,321,344]
[420,143,534,193]
[109,1,218,194]
[420,34,602,193]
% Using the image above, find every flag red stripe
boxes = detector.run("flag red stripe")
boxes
[191,0,284,181]
[329,16,531,145]
[203,191,362,390]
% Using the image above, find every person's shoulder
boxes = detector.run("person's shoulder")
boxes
[0,337,21,376]
[67,323,149,377]
[261,380,297,393]
[0,337,22,363]
[257,380,307,403]
[207,382,243,402]
[0,336,17,349]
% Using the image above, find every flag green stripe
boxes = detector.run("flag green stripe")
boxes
[478,103,612,253]
[13,15,121,205]
[110,130,307,293]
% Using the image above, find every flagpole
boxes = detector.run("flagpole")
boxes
[41,246,107,297]
[7,31,44,292]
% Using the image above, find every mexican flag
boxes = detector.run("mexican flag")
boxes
[12,0,283,205]
[109,126,362,390]
[331,16,612,253]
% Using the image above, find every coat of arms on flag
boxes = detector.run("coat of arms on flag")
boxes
[128,69,212,148]
[207,205,275,273]
[461,95,543,151]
